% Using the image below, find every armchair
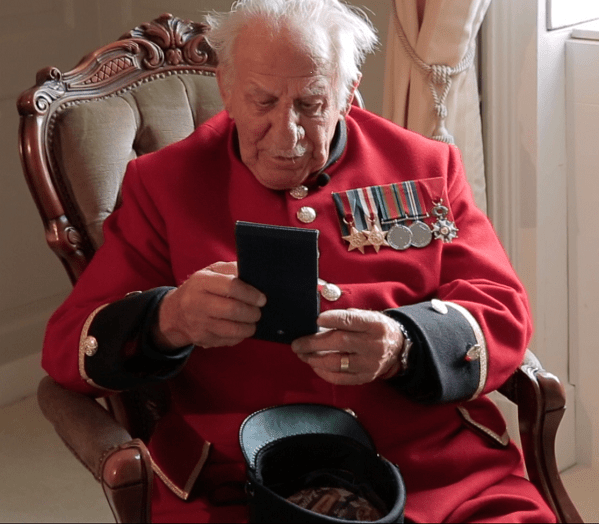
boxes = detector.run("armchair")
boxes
[17,14,582,524]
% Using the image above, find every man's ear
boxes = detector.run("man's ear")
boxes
[216,67,232,114]
[341,74,362,117]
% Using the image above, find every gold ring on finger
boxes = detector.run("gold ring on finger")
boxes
[340,355,350,373]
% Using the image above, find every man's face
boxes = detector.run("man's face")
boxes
[218,24,348,190]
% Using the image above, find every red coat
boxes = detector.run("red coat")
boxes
[43,108,554,522]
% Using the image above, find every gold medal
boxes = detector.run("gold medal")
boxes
[342,225,368,254]
[364,221,389,253]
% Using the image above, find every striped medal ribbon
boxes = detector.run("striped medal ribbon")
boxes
[355,187,389,252]
[333,191,368,254]
[402,181,432,248]
[377,183,413,251]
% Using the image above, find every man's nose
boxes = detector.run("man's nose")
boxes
[271,106,302,150]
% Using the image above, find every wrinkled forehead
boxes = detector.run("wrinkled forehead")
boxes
[232,20,335,80]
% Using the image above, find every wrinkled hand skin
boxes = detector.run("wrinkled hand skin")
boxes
[155,261,267,350]
[291,308,404,385]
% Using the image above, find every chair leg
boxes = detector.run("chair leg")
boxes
[514,354,584,524]
[523,405,583,524]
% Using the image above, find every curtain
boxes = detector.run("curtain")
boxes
[383,0,492,212]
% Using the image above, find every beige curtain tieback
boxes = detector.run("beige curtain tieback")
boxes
[391,3,476,145]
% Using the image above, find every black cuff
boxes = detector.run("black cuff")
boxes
[138,289,194,363]
[384,302,481,404]
[85,287,193,390]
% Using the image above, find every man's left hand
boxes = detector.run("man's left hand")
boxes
[291,309,403,385]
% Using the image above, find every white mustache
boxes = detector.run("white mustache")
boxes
[268,144,307,158]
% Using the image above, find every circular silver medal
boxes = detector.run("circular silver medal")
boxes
[409,221,433,248]
[387,224,412,250]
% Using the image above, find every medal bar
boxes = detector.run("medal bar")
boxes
[333,183,458,253]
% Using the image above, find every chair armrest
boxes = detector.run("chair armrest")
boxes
[37,375,133,479]
[37,376,153,523]
[498,349,564,410]
[498,350,583,523]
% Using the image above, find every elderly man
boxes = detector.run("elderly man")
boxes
[43,0,555,522]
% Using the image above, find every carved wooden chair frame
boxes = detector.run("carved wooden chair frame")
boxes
[18,13,218,284]
[18,14,582,524]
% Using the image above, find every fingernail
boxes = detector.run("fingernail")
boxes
[257,294,267,307]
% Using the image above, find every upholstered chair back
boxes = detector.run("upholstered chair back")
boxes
[18,14,222,283]
[54,73,222,250]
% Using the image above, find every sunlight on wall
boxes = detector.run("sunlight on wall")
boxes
[548,0,599,30]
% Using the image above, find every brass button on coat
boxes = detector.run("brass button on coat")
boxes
[83,336,98,357]
[321,283,342,301]
[289,185,309,199]
[297,206,317,223]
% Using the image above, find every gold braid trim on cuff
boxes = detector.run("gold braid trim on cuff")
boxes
[78,304,119,392]
[445,302,488,400]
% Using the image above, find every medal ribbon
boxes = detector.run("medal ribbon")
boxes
[402,181,427,220]
[332,192,349,236]
[334,182,429,236]
[335,191,358,226]
[356,187,378,226]
[348,189,368,230]
[365,187,382,225]
[378,184,409,223]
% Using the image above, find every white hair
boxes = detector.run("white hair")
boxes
[205,0,378,110]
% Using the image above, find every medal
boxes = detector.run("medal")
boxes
[400,180,432,248]
[335,191,368,254]
[379,184,413,250]
[364,220,389,252]
[333,182,447,253]
[409,221,433,248]
[342,224,368,253]
[356,188,389,252]
[432,200,459,243]
[387,223,412,250]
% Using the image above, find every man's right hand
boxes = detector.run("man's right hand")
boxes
[154,261,266,350]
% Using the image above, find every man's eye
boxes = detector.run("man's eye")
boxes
[299,102,321,115]
[256,99,274,109]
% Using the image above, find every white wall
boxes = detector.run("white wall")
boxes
[566,29,599,469]
[1,1,111,404]
[482,0,599,472]
[481,0,581,470]
[0,0,391,406]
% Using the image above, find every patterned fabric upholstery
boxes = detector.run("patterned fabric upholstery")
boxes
[52,73,223,248]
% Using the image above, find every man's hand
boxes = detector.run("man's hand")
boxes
[155,261,266,350]
[291,309,404,385]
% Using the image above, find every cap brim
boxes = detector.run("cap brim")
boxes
[239,403,376,470]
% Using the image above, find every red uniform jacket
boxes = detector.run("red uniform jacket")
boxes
[43,108,553,522]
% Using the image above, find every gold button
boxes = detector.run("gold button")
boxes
[83,336,98,357]
[321,283,342,301]
[290,185,309,199]
[297,206,317,223]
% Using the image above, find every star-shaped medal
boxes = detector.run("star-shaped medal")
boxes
[342,225,368,254]
[363,223,389,253]
[432,218,459,243]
